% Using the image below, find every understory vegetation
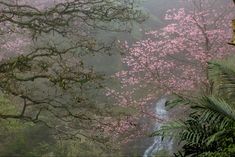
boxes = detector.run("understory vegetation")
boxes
[153,59,235,156]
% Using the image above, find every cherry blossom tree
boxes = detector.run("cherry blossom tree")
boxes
[115,0,235,96]
[104,0,235,139]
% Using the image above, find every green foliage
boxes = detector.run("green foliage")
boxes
[153,59,235,156]
[208,60,235,102]
[165,95,191,109]
[199,144,235,157]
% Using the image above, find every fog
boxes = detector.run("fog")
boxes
[0,0,234,157]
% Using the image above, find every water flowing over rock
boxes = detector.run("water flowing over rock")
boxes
[143,98,173,157]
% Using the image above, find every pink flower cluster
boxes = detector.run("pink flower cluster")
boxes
[105,0,235,141]
[117,1,234,95]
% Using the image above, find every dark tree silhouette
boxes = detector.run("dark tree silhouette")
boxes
[0,0,146,144]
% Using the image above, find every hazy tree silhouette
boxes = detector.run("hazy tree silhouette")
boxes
[0,0,146,144]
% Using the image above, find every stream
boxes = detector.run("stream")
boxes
[143,98,173,157]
